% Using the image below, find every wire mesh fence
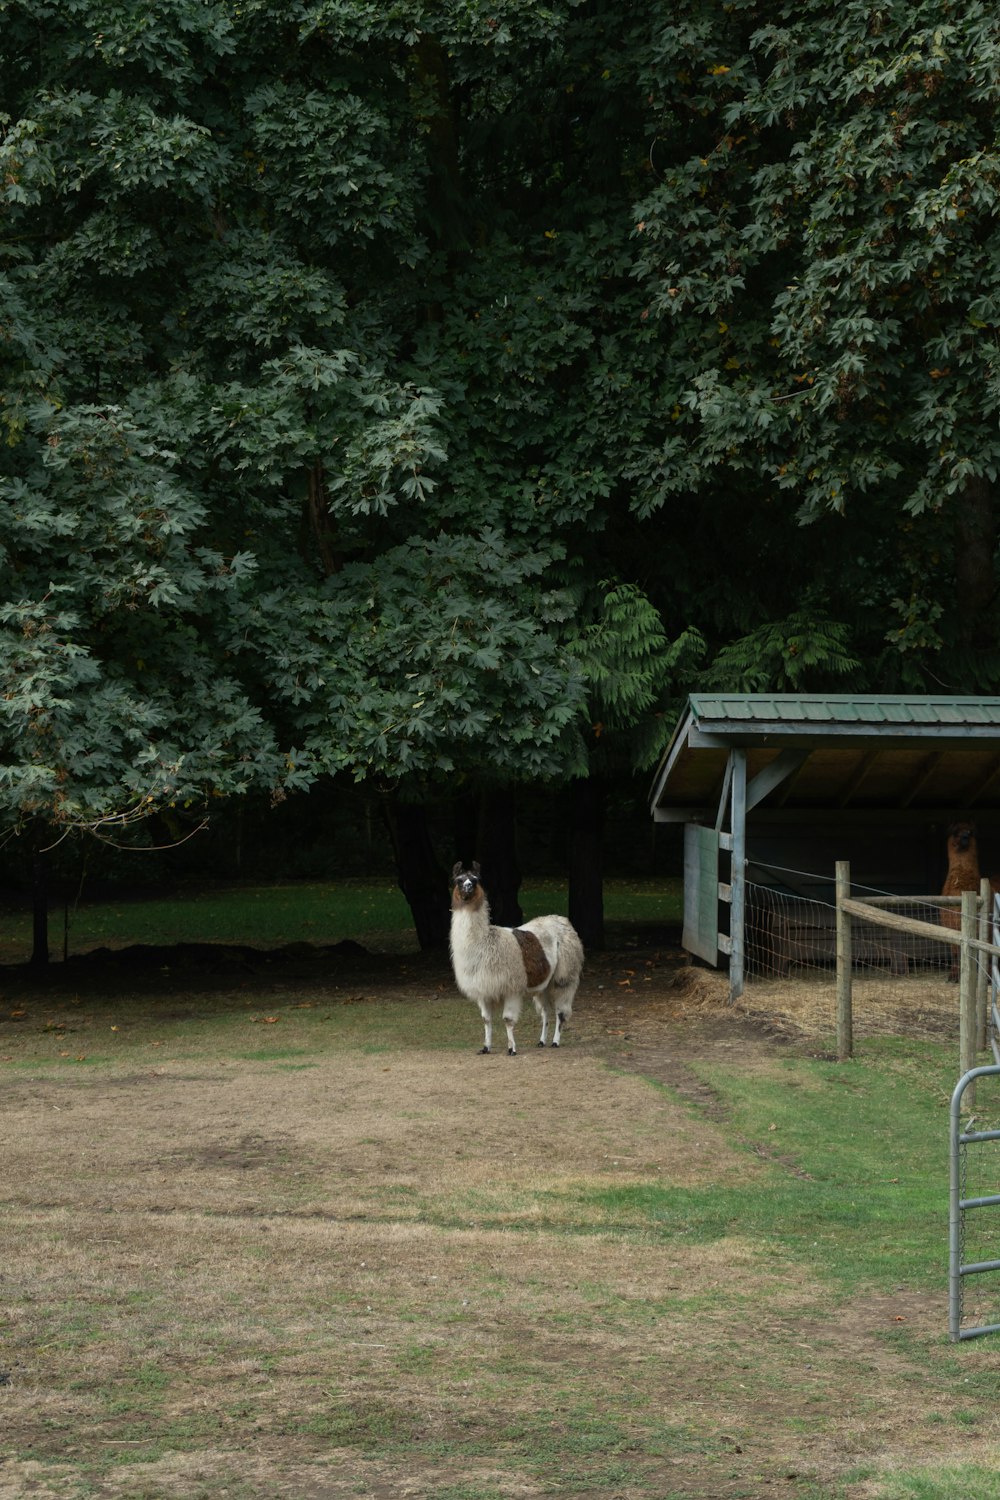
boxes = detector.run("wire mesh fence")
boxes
[743,874,995,1043]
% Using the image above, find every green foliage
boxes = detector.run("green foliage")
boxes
[703,609,859,692]
[0,0,695,841]
[0,403,287,826]
[633,0,1000,683]
[569,581,705,769]
[234,529,591,782]
[4,0,1000,846]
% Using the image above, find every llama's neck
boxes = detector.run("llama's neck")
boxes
[946,843,981,890]
[449,888,497,970]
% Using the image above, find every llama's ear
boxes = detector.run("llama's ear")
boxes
[472,861,481,877]
[452,861,464,879]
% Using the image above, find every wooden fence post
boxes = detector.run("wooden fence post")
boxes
[960,890,977,1103]
[836,861,852,1061]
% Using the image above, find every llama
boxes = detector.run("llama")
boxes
[449,862,584,1055]
[940,820,999,980]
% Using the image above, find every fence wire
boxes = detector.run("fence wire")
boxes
[743,879,994,1041]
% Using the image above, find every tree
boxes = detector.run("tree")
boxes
[1,1,695,945]
[17,1,987,953]
[632,0,1000,689]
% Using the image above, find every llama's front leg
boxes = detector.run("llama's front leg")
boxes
[533,996,549,1046]
[479,1007,493,1054]
[552,1007,564,1047]
[503,995,523,1056]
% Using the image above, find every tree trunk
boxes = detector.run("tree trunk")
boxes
[384,798,449,950]
[452,788,480,872]
[31,844,49,968]
[568,776,605,950]
[477,787,522,927]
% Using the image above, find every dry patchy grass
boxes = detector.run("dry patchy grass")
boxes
[2,944,1000,1498]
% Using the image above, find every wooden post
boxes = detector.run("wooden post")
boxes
[729,749,747,1002]
[977,876,991,1054]
[836,861,853,1061]
[960,890,977,1104]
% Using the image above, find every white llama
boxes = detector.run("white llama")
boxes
[449,862,584,1055]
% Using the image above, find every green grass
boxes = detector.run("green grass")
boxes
[0,875,683,963]
[846,1469,1000,1500]
[554,1038,958,1290]
[13,879,413,958]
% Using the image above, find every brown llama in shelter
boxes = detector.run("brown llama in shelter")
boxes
[941,820,1000,979]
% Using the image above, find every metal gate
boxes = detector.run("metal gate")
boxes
[950,1066,1000,1339]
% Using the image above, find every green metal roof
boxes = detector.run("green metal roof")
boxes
[686,694,1000,730]
[650,695,1000,817]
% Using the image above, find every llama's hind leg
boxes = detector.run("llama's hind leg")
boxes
[550,977,579,1047]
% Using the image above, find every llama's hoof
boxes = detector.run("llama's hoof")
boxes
[507,1046,516,1056]
[551,1041,560,1048]
[479,1046,491,1054]
[536,1040,545,1047]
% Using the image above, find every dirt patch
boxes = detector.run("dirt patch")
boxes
[3,939,1000,1498]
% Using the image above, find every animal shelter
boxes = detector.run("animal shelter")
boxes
[649,694,1000,1010]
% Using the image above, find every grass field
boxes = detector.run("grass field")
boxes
[0,876,684,964]
[4,890,1000,1497]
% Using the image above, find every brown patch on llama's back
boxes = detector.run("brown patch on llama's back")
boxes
[513,928,552,989]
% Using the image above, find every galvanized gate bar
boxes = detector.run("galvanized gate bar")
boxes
[993,892,1000,1066]
[949,1064,1000,1341]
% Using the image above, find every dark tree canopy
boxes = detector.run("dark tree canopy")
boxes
[1,0,998,855]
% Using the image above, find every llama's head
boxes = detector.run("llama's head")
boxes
[451,861,483,906]
[948,820,977,854]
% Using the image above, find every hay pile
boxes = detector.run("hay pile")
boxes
[743,965,962,1041]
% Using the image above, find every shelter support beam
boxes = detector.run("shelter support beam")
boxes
[730,749,747,1003]
[745,750,807,812]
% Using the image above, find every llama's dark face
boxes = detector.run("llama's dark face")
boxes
[949,821,976,853]
[451,862,482,903]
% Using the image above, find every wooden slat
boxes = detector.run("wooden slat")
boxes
[840,896,999,952]
[682,824,721,965]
